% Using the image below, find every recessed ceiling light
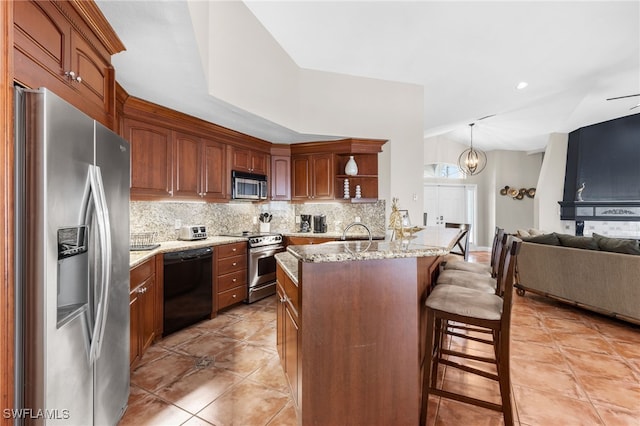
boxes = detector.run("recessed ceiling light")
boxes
[516,82,528,90]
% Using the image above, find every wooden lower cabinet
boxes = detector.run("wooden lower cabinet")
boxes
[129,257,158,368]
[277,255,441,424]
[276,265,301,406]
[215,242,248,311]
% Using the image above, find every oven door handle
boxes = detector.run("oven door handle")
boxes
[250,245,285,256]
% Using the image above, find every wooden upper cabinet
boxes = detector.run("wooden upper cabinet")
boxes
[291,155,312,200]
[312,154,334,199]
[290,139,386,202]
[123,118,173,200]
[173,131,201,198]
[230,146,268,175]
[271,155,291,201]
[13,1,66,81]
[201,138,227,200]
[291,153,334,200]
[165,131,228,201]
[69,29,112,118]
[13,0,124,129]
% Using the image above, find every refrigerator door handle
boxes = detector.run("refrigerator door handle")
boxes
[88,165,112,364]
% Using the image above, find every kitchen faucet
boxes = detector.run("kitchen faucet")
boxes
[341,222,372,242]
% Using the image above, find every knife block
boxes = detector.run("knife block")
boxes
[260,222,271,233]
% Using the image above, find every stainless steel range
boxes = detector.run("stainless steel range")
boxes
[222,232,285,303]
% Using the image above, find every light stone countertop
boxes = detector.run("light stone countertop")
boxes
[275,251,299,285]
[129,236,247,268]
[286,227,461,263]
[284,231,386,240]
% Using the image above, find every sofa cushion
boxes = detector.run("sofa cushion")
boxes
[521,232,561,246]
[557,234,599,250]
[593,233,640,255]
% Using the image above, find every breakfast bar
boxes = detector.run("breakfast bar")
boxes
[275,227,461,425]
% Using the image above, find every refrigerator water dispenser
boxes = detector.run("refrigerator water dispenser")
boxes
[56,226,89,328]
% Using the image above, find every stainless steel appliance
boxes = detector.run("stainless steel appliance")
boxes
[300,214,312,232]
[232,170,268,200]
[313,214,327,233]
[163,247,213,335]
[221,232,285,303]
[178,225,208,240]
[14,87,130,425]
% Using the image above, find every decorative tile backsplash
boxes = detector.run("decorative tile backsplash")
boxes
[131,200,387,242]
[561,220,640,238]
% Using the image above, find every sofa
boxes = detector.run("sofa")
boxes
[515,232,640,325]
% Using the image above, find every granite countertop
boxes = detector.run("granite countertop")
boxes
[275,251,299,285]
[129,236,247,268]
[285,227,461,263]
[284,231,386,240]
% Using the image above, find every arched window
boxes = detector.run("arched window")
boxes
[424,163,466,179]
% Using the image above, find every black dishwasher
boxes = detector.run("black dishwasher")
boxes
[163,247,213,336]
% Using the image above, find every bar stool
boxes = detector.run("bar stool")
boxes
[420,236,521,426]
[442,223,471,263]
[444,227,504,277]
[436,232,508,294]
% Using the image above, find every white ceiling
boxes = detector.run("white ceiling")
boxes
[96,1,640,152]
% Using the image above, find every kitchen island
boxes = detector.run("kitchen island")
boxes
[275,227,461,425]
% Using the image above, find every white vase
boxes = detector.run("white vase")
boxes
[345,156,358,176]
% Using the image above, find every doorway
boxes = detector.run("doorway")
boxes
[424,184,477,245]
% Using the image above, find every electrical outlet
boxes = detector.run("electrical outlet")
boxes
[174,219,181,230]
[295,215,301,224]
[355,216,361,223]
[252,216,258,225]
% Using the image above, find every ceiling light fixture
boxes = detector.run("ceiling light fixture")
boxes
[458,123,487,176]
[516,81,528,90]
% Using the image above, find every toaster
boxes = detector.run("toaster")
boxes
[178,225,208,240]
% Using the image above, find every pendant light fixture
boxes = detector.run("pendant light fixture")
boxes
[458,122,487,176]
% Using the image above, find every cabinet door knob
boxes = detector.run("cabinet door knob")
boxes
[232,262,237,266]
[232,278,237,282]
[64,71,82,83]
[232,248,236,252]
[232,294,237,298]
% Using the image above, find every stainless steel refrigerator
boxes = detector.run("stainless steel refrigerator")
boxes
[14,87,130,425]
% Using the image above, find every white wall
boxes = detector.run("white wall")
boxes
[424,133,544,246]
[202,1,301,130]
[492,151,543,235]
[190,1,425,227]
[298,70,424,224]
[536,133,568,233]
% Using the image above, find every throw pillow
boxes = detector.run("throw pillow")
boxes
[557,234,599,250]
[593,233,640,255]
[528,228,546,236]
[516,229,531,237]
[521,232,560,245]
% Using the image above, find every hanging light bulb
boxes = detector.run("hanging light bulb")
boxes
[458,123,487,176]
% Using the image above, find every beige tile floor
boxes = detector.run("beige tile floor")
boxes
[119,253,640,426]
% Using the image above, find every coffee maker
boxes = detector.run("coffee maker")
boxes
[300,214,312,232]
[313,214,327,233]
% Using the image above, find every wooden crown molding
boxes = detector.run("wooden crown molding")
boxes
[67,0,126,55]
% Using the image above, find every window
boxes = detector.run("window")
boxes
[424,163,466,179]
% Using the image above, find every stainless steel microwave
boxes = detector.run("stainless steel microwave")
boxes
[232,170,268,200]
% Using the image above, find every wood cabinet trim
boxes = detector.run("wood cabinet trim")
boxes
[1,0,15,421]
[66,0,125,55]
[290,138,387,155]
[123,96,272,153]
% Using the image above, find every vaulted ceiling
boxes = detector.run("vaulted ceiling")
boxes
[97,1,639,151]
